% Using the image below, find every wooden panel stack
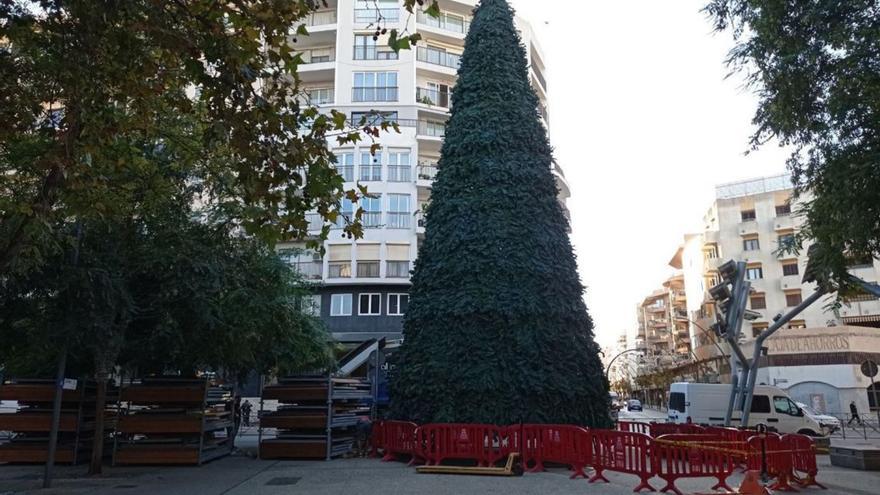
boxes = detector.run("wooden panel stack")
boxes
[259,376,371,460]
[0,378,117,464]
[112,377,233,465]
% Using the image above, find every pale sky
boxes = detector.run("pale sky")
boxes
[510,0,791,349]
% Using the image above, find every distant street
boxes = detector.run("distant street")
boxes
[618,407,668,423]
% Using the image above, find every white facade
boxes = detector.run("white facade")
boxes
[280,1,568,342]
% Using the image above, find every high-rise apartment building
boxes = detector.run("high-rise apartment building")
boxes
[669,175,880,411]
[279,1,568,343]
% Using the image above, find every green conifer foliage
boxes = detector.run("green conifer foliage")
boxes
[390,0,611,426]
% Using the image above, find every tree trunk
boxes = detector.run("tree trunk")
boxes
[88,375,108,475]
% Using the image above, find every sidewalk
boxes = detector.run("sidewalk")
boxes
[2,453,876,495]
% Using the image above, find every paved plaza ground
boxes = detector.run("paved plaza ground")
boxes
[3,411,879,494]
[1,446,878,495]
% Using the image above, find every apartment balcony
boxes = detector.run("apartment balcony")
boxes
[292,261,323,280]
[352,86,399,103]
[302,10,338,29]
[738,220,759,236]
[354,8,400,25]
[417,10,469,35]
[703,230,720,245]
[773,214,794,231]
[352,45,399,61]
[779,274,802,291]
[416,87,452,109]
[417,120,446,140]
[297,48,335,82]
[531,66,547,95]
[537,102,549,126]
[416,46,461,75]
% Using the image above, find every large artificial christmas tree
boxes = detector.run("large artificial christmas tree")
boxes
[390,0,611,427]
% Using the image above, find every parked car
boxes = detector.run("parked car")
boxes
[796,402,841,434]
[667,382,823,436]
[627,399,643,411]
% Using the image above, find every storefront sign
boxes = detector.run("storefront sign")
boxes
[767,334,850,354]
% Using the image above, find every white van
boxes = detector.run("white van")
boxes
[667,382,824,436]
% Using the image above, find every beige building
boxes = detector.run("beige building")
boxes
[671,174,880,413]
[633,276,692,380]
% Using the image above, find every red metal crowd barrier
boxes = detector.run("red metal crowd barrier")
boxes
[589,429,655,492]
[653,433,734,495]
[415,423,511,467]
[379,420,419,463]
[514,424,591,478]
[617,420,651,436]
[747,432,797,491]
[703,426,754,470]
[781,433,825,489]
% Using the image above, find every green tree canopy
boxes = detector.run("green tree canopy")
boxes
[0,0,372,275]
[705,0,880,290]
[390,0,610,427]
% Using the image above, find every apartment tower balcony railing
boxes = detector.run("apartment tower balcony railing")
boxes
[416,87,452,108]
[303,10,337,26]
[416,11,470,34]
[354,8,400,24]
[416,46,461,69]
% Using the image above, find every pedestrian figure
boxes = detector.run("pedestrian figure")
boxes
[241,400,253,427]
[353,416,372,457]
[848,401,862,425]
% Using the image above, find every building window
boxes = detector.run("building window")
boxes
[387,150,411,182]
[746,265,763,280]
[358,293,381,315]
[328,244,352,278]
[357,261,380,278]
[359,151,382,182]
[743,237,760,251]
[335,151,355,181]
[788,319,807,329]
[704,245,719,260]
[361,195,382,228]
[353,71,398,102]
[420,119,446,137]
[751,322,769,338]
[777,233,795,247]
[386,260,410,278]
[388,194,411,228]
[775,203,791,216]
[356,244,380,277]
[750,294,767,310]
[785,290,803,307]
[741,209,756,222]
[333,198,355,229]
[388,293,409,315]
[353,34,398,60]
[782,261,799,276]
[330,294,352,316]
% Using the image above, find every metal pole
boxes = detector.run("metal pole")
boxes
[741,289,826,426]
[871,373,879,426]
[43,350,67,489]
[724,374,739,427]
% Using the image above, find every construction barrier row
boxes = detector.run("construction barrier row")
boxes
[371,421,823,494]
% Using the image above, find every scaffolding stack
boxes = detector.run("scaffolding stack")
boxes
[0,378,117,464]
[112,377,233,465]
[259,376,371,460]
